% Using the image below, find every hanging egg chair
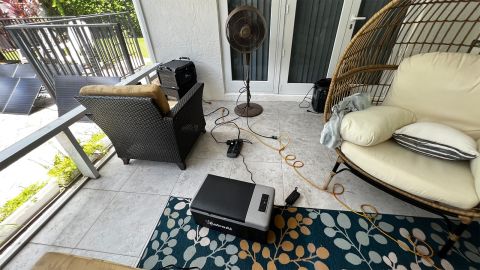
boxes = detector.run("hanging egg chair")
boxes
[323,0,480,257]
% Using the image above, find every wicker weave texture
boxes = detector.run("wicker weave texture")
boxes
[325,0,480,120]
[76,83,206,168]
[324,0,480,217]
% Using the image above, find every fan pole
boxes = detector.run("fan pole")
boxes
[234,52,263,117]
[245,52,251,107]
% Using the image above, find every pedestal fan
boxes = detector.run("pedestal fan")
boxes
[226,6,267,117]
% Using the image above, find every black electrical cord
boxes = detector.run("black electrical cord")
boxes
[204,105,254,145]
[239,153,255,184]
[244,105,278,140]
[235,87,277,140]
[206,107,241,143]
[299,86,315,109]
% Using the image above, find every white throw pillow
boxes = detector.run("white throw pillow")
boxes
[394,122,479,160]
[340,106,415,146]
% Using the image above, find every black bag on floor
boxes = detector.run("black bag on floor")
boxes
[311,78,331,113]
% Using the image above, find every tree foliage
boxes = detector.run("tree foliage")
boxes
[41,0,133,17]
[40,0,142,36]
[1,0,40,18]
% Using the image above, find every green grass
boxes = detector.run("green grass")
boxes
[0,181,47,223]
[1,49,21,63]
[137,37,149,58]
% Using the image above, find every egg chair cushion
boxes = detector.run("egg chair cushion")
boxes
[341,140,479,209]
[383,52,480,140]
[393,122,479,160]
[471,139,480,201]
[340,105,415,146]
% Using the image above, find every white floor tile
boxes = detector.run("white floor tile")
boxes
[230,160,284,205]
[171,158,234,198]
[85,157,137,191]
[189,131,232,160]
[76,193,168,257]
[282,161,341,210]
[279,113,324,140]
[31,189,116,247]
[121,162,181,195]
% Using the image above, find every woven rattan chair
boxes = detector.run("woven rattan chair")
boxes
[76,83,206,170]
[322,0,480,257]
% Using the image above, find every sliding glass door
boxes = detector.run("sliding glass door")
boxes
[220,0,391,95]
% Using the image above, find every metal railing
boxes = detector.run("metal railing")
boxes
[24,12,144,71]
[0,63,160,267]
[4,12,145,99]
[0,16,71,63]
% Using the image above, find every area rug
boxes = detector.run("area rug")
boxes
[138,197,480,270]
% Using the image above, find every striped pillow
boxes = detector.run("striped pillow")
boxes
[393,122,479,161]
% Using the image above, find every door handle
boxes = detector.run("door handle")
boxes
[350,16,367,21]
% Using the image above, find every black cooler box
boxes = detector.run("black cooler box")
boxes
[156,59,197,99]
[191,174,275,242]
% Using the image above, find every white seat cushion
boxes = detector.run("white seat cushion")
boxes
[472,139,480,200]
[341,140,479,209]
[394,122,479,160]
[341,106,415,146]
[383,52,480,140]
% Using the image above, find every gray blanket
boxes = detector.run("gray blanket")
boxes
[320,93,371,149]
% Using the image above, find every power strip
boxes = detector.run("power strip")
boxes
[226,139,243,158]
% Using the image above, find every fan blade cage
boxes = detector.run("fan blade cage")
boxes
[226,6,267,53]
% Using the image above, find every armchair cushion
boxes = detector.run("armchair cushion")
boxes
[341,140,479,209]
[340,105,415,146]
[80,84,171,114]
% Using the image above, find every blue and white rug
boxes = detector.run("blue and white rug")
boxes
[138,197,480,270]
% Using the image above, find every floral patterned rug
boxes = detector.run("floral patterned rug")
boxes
[138,197,480,270]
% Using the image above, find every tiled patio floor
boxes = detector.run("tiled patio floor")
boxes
[4,101,436,269]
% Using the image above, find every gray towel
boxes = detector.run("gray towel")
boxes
[320,93,371,149]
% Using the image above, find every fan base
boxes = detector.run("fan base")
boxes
[234,103,263,117]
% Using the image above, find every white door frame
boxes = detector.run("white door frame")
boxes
[219,0,364,96]
[218,0,282,94]
[326,0,363,77]
[278,0,363,95]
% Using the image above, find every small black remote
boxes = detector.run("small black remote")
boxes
[285,187,300,206]
[227,139,243,158]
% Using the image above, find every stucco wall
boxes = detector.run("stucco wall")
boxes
[136,0,225,100]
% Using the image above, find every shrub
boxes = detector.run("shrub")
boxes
[82,132,107,156]
[0,181,47,223]
[48,132,107,187]
[48,154,78,187]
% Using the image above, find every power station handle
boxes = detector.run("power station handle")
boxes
[350,16,367,21]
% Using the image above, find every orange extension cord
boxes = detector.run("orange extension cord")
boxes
[244,130,441,269]
[217,108,442,269]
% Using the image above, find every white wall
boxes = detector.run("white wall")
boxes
[135,0,226,100]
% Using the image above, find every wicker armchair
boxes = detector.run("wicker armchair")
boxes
[323,0,480,257]
[76,83,206,170]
